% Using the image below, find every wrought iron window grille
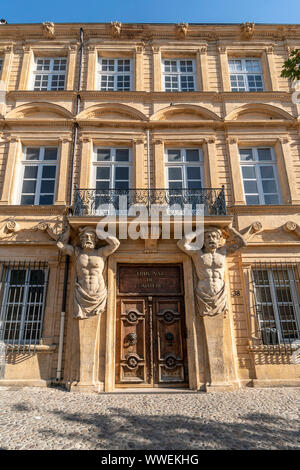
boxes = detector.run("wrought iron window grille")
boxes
[0,261,49,355]
[251,261,300,355]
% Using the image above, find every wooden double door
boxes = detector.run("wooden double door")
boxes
[115,264,188,387]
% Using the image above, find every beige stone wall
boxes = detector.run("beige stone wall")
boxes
[0,22,300,389]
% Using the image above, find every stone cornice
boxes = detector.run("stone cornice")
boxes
[1,23,300,42]
[7,90,292,103]
[228,204,300,215]
[0,205,67,216]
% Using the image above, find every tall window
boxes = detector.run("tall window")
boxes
[165,149,203,190]
[252,266,300,345]
[239,147,281,205]
[92,147,131,214]
[0,265,48,345]
[0,57,3,77]
[19,147,58,205]
[228,58,264,92]
[162,59,196,92]
[32,58,67,91]
[98,58,132,91]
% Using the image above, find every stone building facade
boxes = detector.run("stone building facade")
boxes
[0,21,300,392]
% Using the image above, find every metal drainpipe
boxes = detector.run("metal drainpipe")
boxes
[146,129,151,213]
[56,27,84,383]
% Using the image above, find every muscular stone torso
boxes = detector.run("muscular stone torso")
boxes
[191,248,226,296]
[76,249,105,294]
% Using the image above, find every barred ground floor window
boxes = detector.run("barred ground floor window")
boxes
[0,261,48,352]
[251,262,300,347]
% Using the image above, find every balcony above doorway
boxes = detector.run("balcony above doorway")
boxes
[72,187,227,217]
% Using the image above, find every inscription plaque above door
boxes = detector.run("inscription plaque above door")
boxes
[118,264,183,295]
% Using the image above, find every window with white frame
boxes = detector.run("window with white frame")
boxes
[165,148,203,190]
[252,266,300,344]
[19,147,58,205]
[93,148,131,214]
[0,264,48,344]
[228,58,264,92]
[239,147,281,205]
[162,59,196,92]
[98,58,133,91]
[32,58,67,91]
[94,148,131,190]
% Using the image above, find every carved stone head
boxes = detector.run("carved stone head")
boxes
[203,226,222,251]
[79,227,97,250]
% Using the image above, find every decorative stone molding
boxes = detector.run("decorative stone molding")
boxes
[283,221,300,238]
[42,22,55,39]
[110,21,122,38]
[175,23,189,38]
[199,46,207,54]
[204,136,216,144]
[135,44,144,53]
[0,219,20,239]
[226,136,238,145]
[240,22,255,39]
[218,46,226,53]
[266,45,274,54]
[151,45,160,54]
[242,221,263,241]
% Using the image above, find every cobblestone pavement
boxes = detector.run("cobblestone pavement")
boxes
[0,386,300,450]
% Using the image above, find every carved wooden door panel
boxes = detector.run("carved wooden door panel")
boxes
[115,297,151,386]
[153,297,188,385]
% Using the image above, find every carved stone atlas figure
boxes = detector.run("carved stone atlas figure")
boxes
[57,226,120,319]
[177,225,247,316]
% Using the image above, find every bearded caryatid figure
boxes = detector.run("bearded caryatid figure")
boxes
[57,226,120,319]
[177,225,247,317]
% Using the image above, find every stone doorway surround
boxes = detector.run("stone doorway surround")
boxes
[105,253,202,392]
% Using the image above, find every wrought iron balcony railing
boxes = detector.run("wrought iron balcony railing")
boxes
[73,187,227,216]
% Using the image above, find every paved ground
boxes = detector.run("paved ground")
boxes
[0,386,300,450]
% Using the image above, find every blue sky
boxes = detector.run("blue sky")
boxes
[1,0,300,24]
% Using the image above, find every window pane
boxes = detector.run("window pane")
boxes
[168,167,182,180]
[116,149,129,161]
[187,167,201,180]
[39,194,54,205]
[188,180,202,189]
[96,167,110,179]
[97,149,111,161]
[25,148,40,160]
[264,194,279,204]
[186,150,200,162]
[244,181,258,193]
[42,166,56,178]
[255,286,272,303]
[22,180,36,193]
[262,180,277,194]
[40,180,55,193]
[96,181,110,190]
[239,149,254,161]
[21,195,35,205]
[10,270,26,285]
[115,167,129,180]
[169,181,182,189]
[24,166,38,178]
[29,270,45,285]
[242,166,256,178]
[167,150,181,162]
[44,148,58,160]
[245,195,259,205]
[257,148,272,161]
[259,166,274,179]
[115,181,129,190]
